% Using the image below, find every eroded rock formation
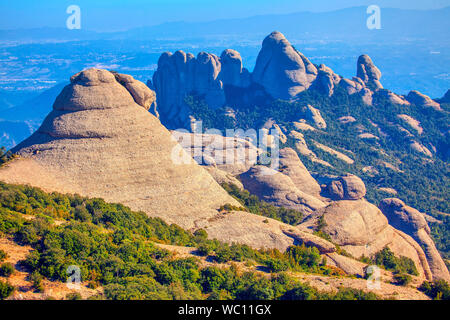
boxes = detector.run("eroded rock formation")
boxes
[379,198,450,282]
[240,165,326,214]
[406,90,442,111]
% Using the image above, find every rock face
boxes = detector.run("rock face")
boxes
[406,90,442,111]
[172,131,260,175]
[252,31,318,100]
[151,31,427,130]
[152,50,226,129]
[278,148,322,197]
[240,166,326,214]
[152,48,255,130]
[304,105,327,129]
[300,200,434,280]
[356,54,383,90]
[375,89,410,105]
[379,198,450,282]
[319,201,389,247]
[397,114,423,135]
[2,68,235,228]
[327,174,366,200]
[112,72,156,111]
[312,64,342,97]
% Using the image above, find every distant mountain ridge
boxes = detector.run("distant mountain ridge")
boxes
[1,7,449,41]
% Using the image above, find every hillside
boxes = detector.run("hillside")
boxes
[0,31,448,301]
[150,31,449,262]
[0,182,438,300]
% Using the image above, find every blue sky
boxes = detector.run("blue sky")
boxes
[1,0,450,31]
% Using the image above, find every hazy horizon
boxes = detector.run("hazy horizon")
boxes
[1,0,450,31]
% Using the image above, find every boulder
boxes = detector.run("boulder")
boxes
[301,199,434,280]
[359,88,374,105]
[375,89,410,105]
[320,200,389,247]
[312,64,342,97]
[240,166,326,215]
[327,174,366,200]
[338,116,357,124]
[339,78,365,95]
[409,141,433,157]
[112,72,156,110]
[397,114,423,135]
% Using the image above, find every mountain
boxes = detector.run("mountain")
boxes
[151,31,450,273]
[0,65,448,284]
[122,6,450,41]
[152,31,444,132]
[0,28,449,300]
[0,82,67,122]
[0,68,340,254]
[0,83,67,149]
[0,120,35,149]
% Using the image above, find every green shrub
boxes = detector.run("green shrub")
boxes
[0,181,383,301]
[0,249,7,262]
[0,147,16,167]
[196,242,213,256]
[220,183,303,225]
[286,245,321,269]
[30,271,44,292]
[330,288,379,300]
[66,292,82,300]
[281,283,318,300]
[193,229,208,240]
[392,273,412,286]
[419,280,450,300]
[0,263,14,277]
[0,280,14,299]
[374,247,418,275]
[266,258,289,272]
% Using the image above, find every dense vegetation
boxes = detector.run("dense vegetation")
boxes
[0,249,7,262]
[430,215,450,260]
[372,247,418,276]
[0,280,14,299]
[419,280,450,300]
[221,183,303,225]
[0,182,380,300]
[187,90,450,259]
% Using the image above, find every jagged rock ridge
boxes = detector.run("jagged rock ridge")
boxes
[151,31,442,130]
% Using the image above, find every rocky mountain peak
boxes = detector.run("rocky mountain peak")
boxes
[252,31,318,100]
[356,54,383,90]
